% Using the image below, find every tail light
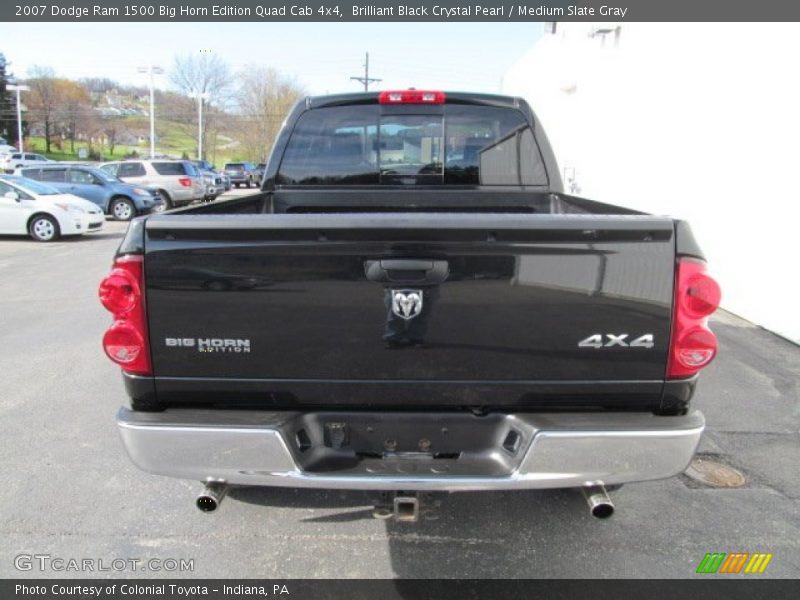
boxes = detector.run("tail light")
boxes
[99,255,151,375]
[178,177,192,187]
[667,258,721,378]
[378,90,446,105]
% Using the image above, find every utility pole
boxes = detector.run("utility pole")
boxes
[137,65,163,158]
[7,83,29,152]
[350,52,381,91]
[189,91,209,160]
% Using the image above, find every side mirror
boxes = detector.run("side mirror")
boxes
[4,191,20,202]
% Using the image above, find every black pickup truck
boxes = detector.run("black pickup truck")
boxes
[100,90,721,520]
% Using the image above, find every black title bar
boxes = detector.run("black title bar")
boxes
[3,579,800,600]
[4,0,800,22]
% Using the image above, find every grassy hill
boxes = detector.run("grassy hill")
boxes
[27,122,240,167]
[25,89,244,166]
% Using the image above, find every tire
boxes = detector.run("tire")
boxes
[157,190,172,210]
[110,197,135,221]
[29,214,60,242]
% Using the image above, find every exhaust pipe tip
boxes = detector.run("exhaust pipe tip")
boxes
[582,484,615,519]
[196,482,228,513]
[196,495,218,512]
[590,501,614,519]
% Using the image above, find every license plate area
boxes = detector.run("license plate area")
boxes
[281,412,534,477]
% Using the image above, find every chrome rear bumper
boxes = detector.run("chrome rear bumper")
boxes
[116,408,704,491]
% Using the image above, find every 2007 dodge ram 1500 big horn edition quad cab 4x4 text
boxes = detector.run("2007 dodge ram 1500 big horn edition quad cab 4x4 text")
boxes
[100,90,721,520]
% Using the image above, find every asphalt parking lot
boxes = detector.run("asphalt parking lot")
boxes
[1,191,798,578]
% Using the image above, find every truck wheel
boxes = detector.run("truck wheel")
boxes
[110,197,135,221]
[29,214,60,242]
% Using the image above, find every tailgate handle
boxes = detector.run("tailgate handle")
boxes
[364,259,449,285]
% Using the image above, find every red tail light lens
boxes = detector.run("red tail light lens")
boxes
[667,258,721,379]
[178,177,192,187]
[378,90,446,105]
[99,255,151,375]
[103,322,145,365]
[98,269,140,314]
[684,272,722,318]
[675,328,717,368]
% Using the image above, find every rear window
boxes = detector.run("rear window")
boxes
[277,105,548,186]
[152,162,188,176]
[225,163,245,169]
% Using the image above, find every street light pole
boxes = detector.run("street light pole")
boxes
[189,91,209,160]
[198,94,203,160]
[7,84,30,153]
[137,65,163,158]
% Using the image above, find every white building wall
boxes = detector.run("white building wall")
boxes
[503,23,800,343]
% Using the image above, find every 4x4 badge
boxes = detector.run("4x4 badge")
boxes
[391,289,423,320]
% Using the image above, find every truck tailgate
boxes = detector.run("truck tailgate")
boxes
[143,213,676,407]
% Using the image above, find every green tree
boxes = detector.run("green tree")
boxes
[55,79,91,153]
[169,53,233,160]
[237,67,305,162]
[26,66,57,153]
[0,53,22,147]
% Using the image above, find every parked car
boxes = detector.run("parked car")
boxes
[223,162,258,188]
[195,159,232,191]
[0,175,104,241]
[0,152,52,173]
[98,159,204,209]
[190,160,226,201]
[103,91,721,520]
[200,161,233,192]
[0,144,18,156]
[17,164,162,221]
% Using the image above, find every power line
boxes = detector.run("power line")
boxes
[349,52,381,92]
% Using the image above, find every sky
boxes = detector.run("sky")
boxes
[0,22,542,95]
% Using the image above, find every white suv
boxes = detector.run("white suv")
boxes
[0,152,52,173]
[98,159,205,209]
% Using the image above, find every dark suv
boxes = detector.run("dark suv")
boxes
[223,162,258,188]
